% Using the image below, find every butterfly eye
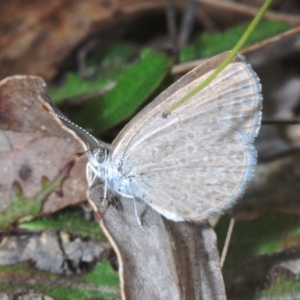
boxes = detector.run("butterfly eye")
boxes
[95,148,106,163]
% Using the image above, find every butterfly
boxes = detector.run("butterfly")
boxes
[46,52,262,223]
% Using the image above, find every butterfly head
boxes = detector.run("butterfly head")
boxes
[88,146,110,167]
[86,144,112,187]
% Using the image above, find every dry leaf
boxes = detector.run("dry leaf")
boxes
[0,76,87,226]
[89,182,226,300]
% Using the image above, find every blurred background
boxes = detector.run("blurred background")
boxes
[1,0,300,299]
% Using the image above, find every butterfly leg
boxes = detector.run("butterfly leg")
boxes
[132,197,145,231]
[86,162,99,187]
[101,178,108,208]
[117,186,145,230]
[86,163,108,209]
[86,163,93,186]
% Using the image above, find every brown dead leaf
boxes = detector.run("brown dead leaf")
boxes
[0,76,87,225]
[1,0,299,81]
[88,180,226,300]
[0,0,165,81]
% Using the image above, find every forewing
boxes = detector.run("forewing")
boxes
[112,52,232,149]
[112,57,262,221]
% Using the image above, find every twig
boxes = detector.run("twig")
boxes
[220,217,235,268]
[171,58,206,75]
[77,40,97,79]
[179,0,198,47]
[63,82,115,106]
[166,0,179,57]
[171,26,300,76]
[242,26,300,54]
[195,0,300,26]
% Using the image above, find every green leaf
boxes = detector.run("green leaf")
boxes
[83,260,119,287]
[49,73,112,105]
[0,170,68,229]
[49,43,138,104]
[256,276,300,299]
[180,20,291,62]
[87,42,138,77]
[216,213,300,266]
[75,48,173,134]
[19,210,106,240]
[0,260,119,299]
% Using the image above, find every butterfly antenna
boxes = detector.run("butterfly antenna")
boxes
[75,149,90,158]
[41,104,100,147]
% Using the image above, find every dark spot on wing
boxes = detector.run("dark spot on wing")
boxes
[162,112,169,118]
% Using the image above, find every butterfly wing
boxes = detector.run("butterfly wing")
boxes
[111,54,262,221]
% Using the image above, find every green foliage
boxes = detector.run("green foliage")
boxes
[74,48,172,134]
[216,213,300,266]
[49,73,112,105]
[180,20,290,62]
[0,174,64,229]
[19,210,105,240]
[257,276,300,299]
[0,260,119,299]
[50,44,172,134]
[87,42,137,78]
[49,21,289,134]
[50,43,138,104]
[83,260,119,287]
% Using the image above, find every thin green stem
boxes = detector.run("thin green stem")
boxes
[164,0,272,115]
